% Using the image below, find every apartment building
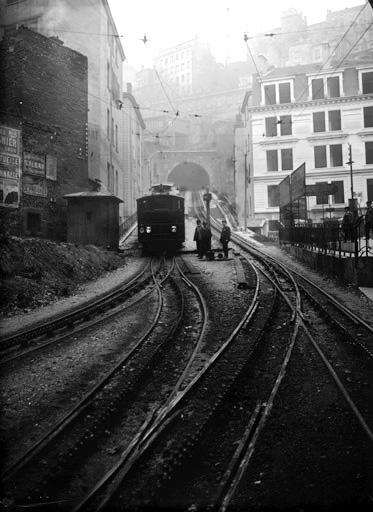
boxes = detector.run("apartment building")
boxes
[121,84,147,218]
[0,0,126,212]
[241,58,373,227]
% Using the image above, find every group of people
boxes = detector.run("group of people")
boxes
[342,200,373,241]
[193,219,231,259]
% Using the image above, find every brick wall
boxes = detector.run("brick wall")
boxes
[0,27,89,239]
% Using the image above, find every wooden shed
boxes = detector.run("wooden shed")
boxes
[64,191,123,249]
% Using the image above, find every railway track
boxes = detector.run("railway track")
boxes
[1,257,210,510]
[0,259,162,365]
[67,245,314,511]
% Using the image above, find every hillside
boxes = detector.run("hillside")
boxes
[0,237,126,318]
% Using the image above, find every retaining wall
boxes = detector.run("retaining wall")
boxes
[281,244,373,286]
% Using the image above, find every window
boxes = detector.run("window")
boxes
[268,185,279,207]
[316,181,328,204]
[312,78,324,100]
[266,150,278,172]
[279,83,291,103]
[264,84,276,105]
[313,112,325,132]
[362,72,373,94]
[314,146,327,168]
[329,110,341,131]
[280,115,292,136]
[364,106,373,128]
[281,148,293,170]
[115,124,118,152]
[107,109,110,138]
[107,61,110,90]
[327,76,340,98]
[111,117,114,144]
[367,179,373,202]
[330,144,343,167]
[265,117,277,137]
[366,141,373,164]
[115,170,118,196]
[331,181,344,204]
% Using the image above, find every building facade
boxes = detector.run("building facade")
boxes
[0,27,88,238]
[241,59,373,229]
[0,0,126,210]
[121,84,147,218]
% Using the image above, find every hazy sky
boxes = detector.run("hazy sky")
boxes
[108,0,367,69]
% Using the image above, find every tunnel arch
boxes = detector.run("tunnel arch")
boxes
[167,161,210,191]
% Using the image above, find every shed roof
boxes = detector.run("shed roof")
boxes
[64,190,123,202]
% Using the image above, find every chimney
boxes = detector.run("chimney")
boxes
[126,82,132,94]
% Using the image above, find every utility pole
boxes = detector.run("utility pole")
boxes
[244,151,247,231]
[203,188,212,229]
[347,143,357,216]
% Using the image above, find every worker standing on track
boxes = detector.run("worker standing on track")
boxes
[193,219,204,258]
[201,221,212,258]
[220,219,231,259]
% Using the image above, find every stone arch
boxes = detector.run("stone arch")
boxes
[167,161,210,191]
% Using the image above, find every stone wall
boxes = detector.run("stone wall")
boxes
[281,244,373,286]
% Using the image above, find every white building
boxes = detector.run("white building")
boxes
[237,58,373,231]
[1,0,126,213]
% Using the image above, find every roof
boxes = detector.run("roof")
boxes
[122,92,146,129]
[63,190,123,202]
[247,219,266,228]
[262,63,320,80]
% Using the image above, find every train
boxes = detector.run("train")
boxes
[137,183,185,253]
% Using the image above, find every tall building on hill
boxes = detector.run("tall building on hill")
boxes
[154,37,219,97]
[0,0,126,211]
[250,4,373,69]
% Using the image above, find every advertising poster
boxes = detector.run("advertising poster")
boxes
[24,153,46,177]
[46,154,57,181]
[0,126,21,207]
[22,175,47,197]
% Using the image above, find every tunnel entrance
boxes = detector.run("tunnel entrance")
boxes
[168,161,210,191]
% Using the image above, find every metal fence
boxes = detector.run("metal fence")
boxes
[279,219,373,260]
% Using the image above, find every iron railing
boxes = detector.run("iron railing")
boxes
[279,218,373,260]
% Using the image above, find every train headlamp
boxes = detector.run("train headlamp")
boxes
[139,226,145,234]
[171,225,177,233]
[146,226,152,233]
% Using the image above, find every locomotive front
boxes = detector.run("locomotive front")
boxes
[137,184,185,253]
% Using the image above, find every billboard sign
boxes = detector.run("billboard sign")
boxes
[24,153,45,177]
[291,163,305,201]
[46,154,57,181]
[279,174,291,207]
[22,175,47,197]
[0,126,21,207]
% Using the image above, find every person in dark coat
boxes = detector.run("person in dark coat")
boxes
[220,219,231,258]
[201,221,212,258]
[193,219,204,258]
[342,206,354,241]
[365,200,373,240]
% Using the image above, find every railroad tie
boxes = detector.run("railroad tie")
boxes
[233,256,249,289]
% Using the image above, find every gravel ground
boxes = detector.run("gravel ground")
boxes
[1,223,372,510]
